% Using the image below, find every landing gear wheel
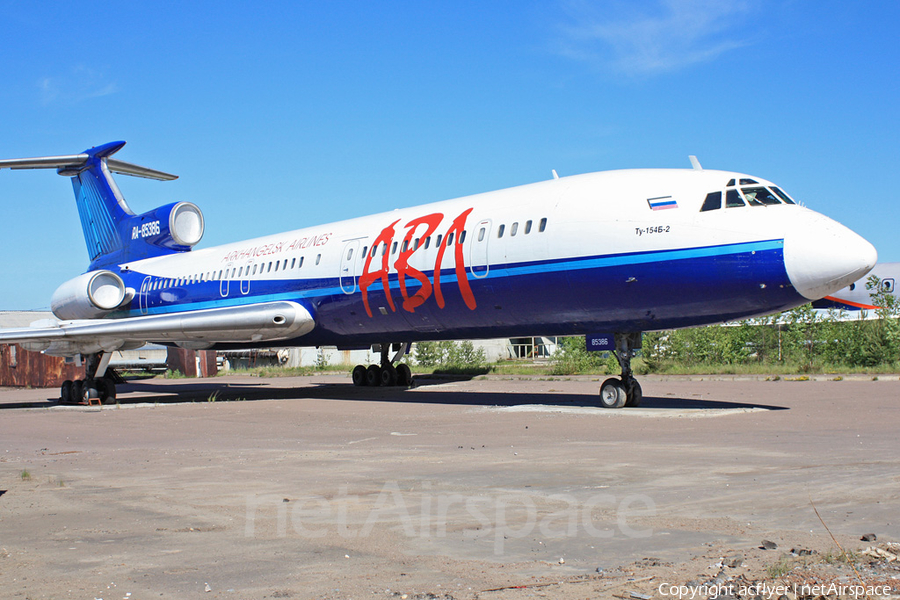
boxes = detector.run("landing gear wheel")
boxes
[396,364,412,387]
[60,380,73,404]
[71,380,85,405]
[380,365,398,387]
[82,379,100,404]
[98,378,116,404]
[599,378,626,409]
[352,365,367,387]
[625,380,642,407]
[365,365,382,387]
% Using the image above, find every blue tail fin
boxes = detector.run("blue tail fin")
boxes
[0,141,203,270]
[68,142,133,264]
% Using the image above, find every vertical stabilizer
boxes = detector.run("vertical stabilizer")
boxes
[69,142,134,262]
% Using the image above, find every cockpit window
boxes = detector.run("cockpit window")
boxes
[700,183,797,212]
[739,178,758,185]
[725,189,745,208]
[742,187,781,206]
[771,187,796,204]
[726,179,735,187]
[700,191,722,212]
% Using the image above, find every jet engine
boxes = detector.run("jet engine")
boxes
[129,201,204,251]
[51,270,128,320]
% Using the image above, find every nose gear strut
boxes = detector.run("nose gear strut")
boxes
[599,332,642,408]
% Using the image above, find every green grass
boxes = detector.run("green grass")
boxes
[766,556,794,578]
[20,469,31,481]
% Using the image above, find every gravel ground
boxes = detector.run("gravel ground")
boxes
[0,373,898,599]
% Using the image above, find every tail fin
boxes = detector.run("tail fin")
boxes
[0,141,201,270]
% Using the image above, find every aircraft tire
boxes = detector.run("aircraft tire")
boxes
[352,365,367,387]
[625,380,642,407]
[71,380,85,405]
[396,364,412,387]
[380,365,398,387]
[599,378,626,408]
[60,380,73,404]
[98,378,117,404]
[365,365,382,387]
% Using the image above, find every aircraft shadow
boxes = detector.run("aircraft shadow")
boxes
[0,377,787,412]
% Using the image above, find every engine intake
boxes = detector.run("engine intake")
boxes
[51,270,127,320]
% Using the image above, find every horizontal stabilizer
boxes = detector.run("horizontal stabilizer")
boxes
[0,143,177,181]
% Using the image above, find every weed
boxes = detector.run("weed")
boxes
[207,391,219,403]
[821,549,860,565]
[766,556,794,578]
[20,469,31,481]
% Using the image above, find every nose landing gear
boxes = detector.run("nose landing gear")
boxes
[351,342,413,387]
[598,332,643,408]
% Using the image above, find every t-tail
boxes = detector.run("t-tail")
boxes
[0,141,204,270]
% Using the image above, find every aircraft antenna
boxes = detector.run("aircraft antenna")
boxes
[689,156,702,171]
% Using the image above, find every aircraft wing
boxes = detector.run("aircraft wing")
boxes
[0,301,314,356]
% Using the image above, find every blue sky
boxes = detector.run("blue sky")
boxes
[0,0,897,309]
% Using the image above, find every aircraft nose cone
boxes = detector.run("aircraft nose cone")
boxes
[784,213,877,300]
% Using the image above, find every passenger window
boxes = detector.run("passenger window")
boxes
[347,248,353,261]
[414,238,420,250]
[478,227,485,242]
[283,259,288,270]
[361,247,367,259]
[392,242,398,254]
[267,262,272,273]
[447,232,454,246]
[424,236,430,249]
[511,222,518,236]
[436,234,443,247]
[402,240,409,253]
[459,230,467,244]
[253,264,258,275]
[539,218,547,232]
[232,269,237,278]
[316,254,321,265]
[498,224,505,238]
[700,191,722,212]
[525,220,532,234]
[883,278,895,293]
[274,261,279,272]
[299,257,304,268]
[725,189,745,208]
[290,258,296,269]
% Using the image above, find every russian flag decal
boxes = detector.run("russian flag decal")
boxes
[648,196,678,211]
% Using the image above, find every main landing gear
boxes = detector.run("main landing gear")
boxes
[351,343,413,387]
[59,352,121,405]
[599,332,643,409]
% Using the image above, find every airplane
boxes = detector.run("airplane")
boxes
[0,141,877,408]
[811,262,899,313]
